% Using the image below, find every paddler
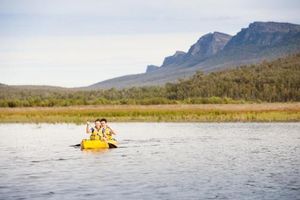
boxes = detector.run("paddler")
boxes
[99,118,116,140]
[86,119,106,140]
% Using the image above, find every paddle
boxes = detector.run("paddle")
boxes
[108,142,117,148]
[70,143,81,148]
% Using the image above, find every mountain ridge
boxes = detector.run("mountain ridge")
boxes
[88,21,300,89]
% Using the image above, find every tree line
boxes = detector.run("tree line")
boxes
[0,54,299,107]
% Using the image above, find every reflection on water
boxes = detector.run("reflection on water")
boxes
[0,123,299,200]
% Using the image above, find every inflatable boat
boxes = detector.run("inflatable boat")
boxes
[81,139,118,149]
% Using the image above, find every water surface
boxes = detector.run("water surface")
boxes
[0,123,299,199]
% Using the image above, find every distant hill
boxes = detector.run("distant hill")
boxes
[89,21,300,89]
[3,85,68,91]
[1,53,299,107]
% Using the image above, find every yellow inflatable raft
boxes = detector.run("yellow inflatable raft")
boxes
[81,139,118,149]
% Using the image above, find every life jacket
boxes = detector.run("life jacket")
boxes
[102,127,113,140]
[90,127,103,140]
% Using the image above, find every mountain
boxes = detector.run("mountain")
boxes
[157,32,232,69]
[88,21,300,89]
[180,32,232,66]
[146,65,160,73]
[226,22,300,47]
[161,51,186,68]
[89,32,233,89]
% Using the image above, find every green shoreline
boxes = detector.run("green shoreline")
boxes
[0,103,299,123]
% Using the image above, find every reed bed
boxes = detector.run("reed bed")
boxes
[0,103,299,123]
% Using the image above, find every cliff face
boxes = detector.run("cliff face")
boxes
[183,32,232,64]
[158,32,232,69]
[161,51,186,68]
[146,65,160,73]
[225,22,300,47]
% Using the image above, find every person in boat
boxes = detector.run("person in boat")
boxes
[99,118,116,141]
[86,119,106,140]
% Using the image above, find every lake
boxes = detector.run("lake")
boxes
[0,123,299,200]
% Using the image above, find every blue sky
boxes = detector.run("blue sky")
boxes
[0,0,300,87]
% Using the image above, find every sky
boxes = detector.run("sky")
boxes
[0,0,300,87]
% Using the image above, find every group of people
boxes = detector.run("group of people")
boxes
[86,118,116,141]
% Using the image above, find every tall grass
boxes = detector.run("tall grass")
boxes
[0,103,299,123]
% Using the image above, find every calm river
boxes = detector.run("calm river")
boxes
[0,123,299,200]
